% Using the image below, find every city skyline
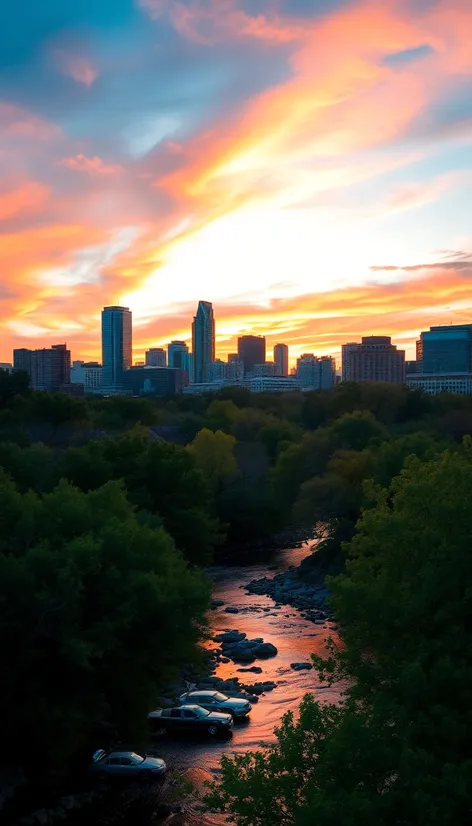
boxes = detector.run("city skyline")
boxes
[0,0,471,364]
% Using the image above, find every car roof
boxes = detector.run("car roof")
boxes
[179,704,205,710]
[188,690,219,697]
[108,751,139,758]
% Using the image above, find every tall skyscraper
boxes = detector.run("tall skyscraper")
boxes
[237,335,266,376]
[192,301,215,383]
[101,306,132,394]
[145,347,167,367]
[342,336,405,384]
[274,343,289,377]
[416,324,472,373]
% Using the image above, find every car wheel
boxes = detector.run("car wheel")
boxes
[207,724,218,736]
[140,770,153,780]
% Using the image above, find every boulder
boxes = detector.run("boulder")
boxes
[230,650,255,663]
[221,657,230,664]
[214,630,246,644]
[237,666,263,674]
[210,600,225,609]
[252,642,278,658]
[224,607,239,614]
[290,662,313,671]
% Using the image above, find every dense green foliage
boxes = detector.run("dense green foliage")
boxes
[2,367,472,787]
[206,446,472,825]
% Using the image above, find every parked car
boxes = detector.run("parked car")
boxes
[148,703,233,736]
[90,750,166,779]
[177,690,252,719]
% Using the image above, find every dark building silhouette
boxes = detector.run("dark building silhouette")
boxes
[342,336,405,384]
[192,302,215,383]
[124,366,185,396]
[237,335,266,376]
[28,344,71,390]
[13,348,33,378]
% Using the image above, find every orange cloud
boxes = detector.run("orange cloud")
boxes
[0,182,49,221]
[59,154,122,175]
[156,0,470,211]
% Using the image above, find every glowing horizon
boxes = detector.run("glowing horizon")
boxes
[0,0,471,368]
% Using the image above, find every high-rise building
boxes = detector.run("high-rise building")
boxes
[342,336,405,384]
[341,342,360,381]
[237,335,266,376]
[192,301,215,383]
[417,324,472,374]
[297,354,336,390]
[274,343,289,377]
[13,348,33,378]
[168,341,188,368]
[30,344,71,390]
[101,306,132,394]
[145,347,167,367]
[70,360,103,394]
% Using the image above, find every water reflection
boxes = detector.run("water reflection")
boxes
[160,542,341,772]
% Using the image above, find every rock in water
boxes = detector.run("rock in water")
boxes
[252,642,278,658]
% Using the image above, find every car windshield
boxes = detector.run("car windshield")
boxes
[213,692,229,701]
[129,753,144,763]
[196,707,210,717]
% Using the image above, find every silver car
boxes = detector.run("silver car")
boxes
[90,750,166,779]
[178,690,252,719]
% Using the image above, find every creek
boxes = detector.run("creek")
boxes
[157,540,342,825]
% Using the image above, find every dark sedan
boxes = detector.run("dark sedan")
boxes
[148,704,233,737]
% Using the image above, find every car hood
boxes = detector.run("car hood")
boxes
[142,757,166,769]
[222,698,250,708]
[209,711,233,721]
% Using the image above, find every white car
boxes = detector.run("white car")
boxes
[90,750,166,779]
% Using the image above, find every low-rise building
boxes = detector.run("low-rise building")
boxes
[124,366,185,396]
[70,361,103,394]
[406,372,472,395]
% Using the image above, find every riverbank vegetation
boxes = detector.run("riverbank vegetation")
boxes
[1,367,472,788]
[206,446,472,825]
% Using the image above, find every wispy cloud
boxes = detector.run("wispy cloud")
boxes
[59,154,122,175]
[52,48,99,86]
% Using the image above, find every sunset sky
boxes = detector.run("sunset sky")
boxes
[0,0,471,366]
